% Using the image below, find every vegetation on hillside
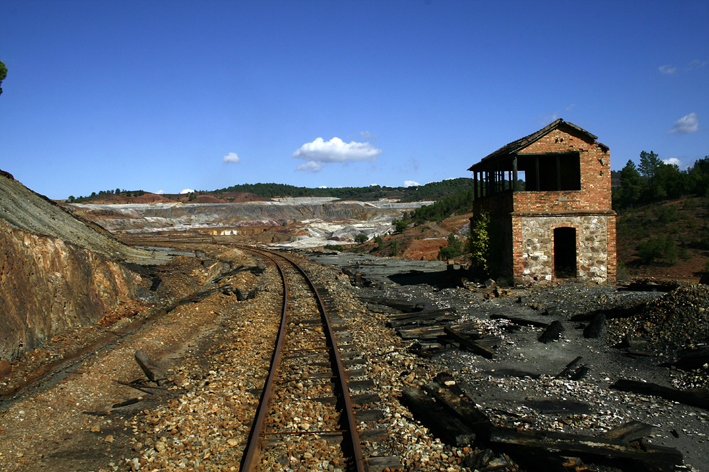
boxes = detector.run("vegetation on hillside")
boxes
[614,151,709,209]
[407,188,475,224]
[69,178,475,204]
[212,179,474,202]
[69,189,146,203]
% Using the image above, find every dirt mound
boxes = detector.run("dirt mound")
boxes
[609,284,709,352]
[0,175,168,264]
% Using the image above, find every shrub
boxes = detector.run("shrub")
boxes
[391,241,400,256]
[616,262,630,283]
[468,212,491,273]
[637,236,665,265]
[392,220,408,233]
[324,244,344,251]
[373,236,384,249]
[438,234,463,260]
[355,233,368,244]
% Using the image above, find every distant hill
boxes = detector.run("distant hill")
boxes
[66,178,476,204]
[212,179,474,202]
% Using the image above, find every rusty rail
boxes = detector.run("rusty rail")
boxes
[239,247,365,472]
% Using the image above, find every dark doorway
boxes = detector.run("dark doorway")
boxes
[554,227,576,278]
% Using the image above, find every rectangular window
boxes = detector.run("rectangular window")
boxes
[517,153,581,191]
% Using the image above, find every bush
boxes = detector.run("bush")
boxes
[355,233,368,244]
[391,241,400,256]
[468,212,491,273]
[373,236,384,249]
[324,244,344,252]
[637,236,665,265]
[617,261,630,283]
[439,234,463,260]
[392,220,408,233]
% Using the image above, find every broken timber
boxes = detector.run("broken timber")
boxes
[443,326,496,358]
[387,308,457,328]
[612,379,709,410]
[554,356,589,381]
[401,388,477,446]
[489,427,683,468]
[135,349,165,383]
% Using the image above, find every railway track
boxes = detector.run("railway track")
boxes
[238,247,388,471]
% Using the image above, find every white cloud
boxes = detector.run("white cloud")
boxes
[686,60,707,71]
[668,113,699,134]
[180,188,195,194]
[659,64,677,75]
[155,190,165,194]
[293,137,383,172]
[663,157,682,167]
[223,152,240,164]
[404,180,420,187]
[295,161,325,173]
[359,131,378,140]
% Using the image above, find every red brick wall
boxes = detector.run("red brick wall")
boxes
[514,128,612,214]
[473,126,617,285]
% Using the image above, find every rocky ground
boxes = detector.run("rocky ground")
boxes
[308,251,709,470]
[1,246,708,471]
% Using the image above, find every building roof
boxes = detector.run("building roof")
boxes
[468,119,606,172]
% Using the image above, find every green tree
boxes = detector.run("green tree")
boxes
[0,61,7,95]
[393,220,408,233]
[688,156,709,196]
[355,233,368,244]
[638,151,662,179]
[616,160,643,208]
[373,235,384,249]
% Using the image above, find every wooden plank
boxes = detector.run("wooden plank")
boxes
[355,409,385,421]
[401,388,477,446]
[134,350,165,383]
[396,325,446,340]
[366,456,403,471]
[490,427,683,466]
[358,296,426,313]
[490,314,550,328]
[387,307,456,321]
[601,421,654,443]
[359,428,388,442]
[388,312,458,328]
[612,379,709,410]
[443,326,495,359]
[422,382,492,439]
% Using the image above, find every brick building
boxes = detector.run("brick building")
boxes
[468,119,616,285]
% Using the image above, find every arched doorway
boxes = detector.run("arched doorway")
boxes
[554,227,576,278]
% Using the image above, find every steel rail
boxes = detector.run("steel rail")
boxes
[239,250,288,472]
[284,253,366,472]
[238,247,365,472]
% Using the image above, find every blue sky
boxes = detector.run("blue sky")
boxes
[1,0,707,199]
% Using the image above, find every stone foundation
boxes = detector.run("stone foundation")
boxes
[512,214,614,285]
